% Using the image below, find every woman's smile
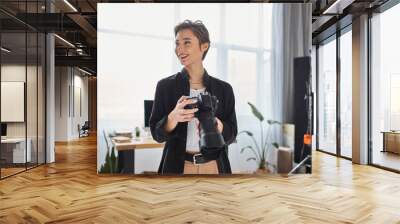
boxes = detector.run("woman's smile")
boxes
[179,53,190,63]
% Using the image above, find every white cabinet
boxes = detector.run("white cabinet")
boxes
[1,138,32,163]
[13,139,31,163]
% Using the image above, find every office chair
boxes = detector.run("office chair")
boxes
[78,121,90,138]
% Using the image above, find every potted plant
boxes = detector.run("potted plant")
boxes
[135,127,141,139]
[239,102,280,174]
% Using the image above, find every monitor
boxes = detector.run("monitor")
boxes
[144,100,154,128]
[1,123,7,137]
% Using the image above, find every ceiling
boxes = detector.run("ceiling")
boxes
[0,0,393,75]
[311,0,390,43]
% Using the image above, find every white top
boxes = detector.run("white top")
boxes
[186,88,206,153]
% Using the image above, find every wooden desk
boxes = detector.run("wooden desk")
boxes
[382,131,400,154]
[111,137,164,174]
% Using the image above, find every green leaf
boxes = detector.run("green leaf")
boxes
[238,130,253,137]
[103,149,111,173]
[267,120,281,125]
[240,145,255,153]
[240,145,261,162]
[246,157,257,162]
[248,102,264,122]
[272,142,279,149]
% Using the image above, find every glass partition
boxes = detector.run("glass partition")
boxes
[0,31,28,177]
[0,1,46,179]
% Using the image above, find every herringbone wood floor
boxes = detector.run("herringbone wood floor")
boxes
[1,135,400,224]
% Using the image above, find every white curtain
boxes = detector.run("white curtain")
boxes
[268,3,312,166]
[271,3,312,128]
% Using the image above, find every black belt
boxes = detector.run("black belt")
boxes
[185,152,210,165]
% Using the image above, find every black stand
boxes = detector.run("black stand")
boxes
[118,150,135,174]
[288,155,311,176]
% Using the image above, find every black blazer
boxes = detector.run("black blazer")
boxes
[149,68,238,174]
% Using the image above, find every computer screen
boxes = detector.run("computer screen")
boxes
[144,100,153,128]
[1,123,7,137]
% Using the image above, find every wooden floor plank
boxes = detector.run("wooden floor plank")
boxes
[0,134,399,223]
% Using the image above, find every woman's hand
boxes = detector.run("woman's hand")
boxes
[164,96,198,133]
[215,117,224,133]
[195,117,224,135]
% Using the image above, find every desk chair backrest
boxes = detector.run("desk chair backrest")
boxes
[103,130,110,150]
[82,121,90,130]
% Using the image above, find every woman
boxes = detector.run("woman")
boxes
[149,20,237,175]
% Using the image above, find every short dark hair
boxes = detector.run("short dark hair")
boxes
[174,20,210,60]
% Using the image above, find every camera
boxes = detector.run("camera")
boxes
[184,92,226,160]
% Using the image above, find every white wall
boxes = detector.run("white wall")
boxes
[1,65,40,136]
[1,65,29,139]
[73,72,89,137]
[1,64,46,163]
[55,67,89,141]
[55,67,69,141]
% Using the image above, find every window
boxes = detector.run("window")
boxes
[317,37,337,155]
[340,29,352,158]
[180,4,221,42]
[227,50,257,116]
[390,74,400,130]
[225,4,259,48]
[371,3,400,171]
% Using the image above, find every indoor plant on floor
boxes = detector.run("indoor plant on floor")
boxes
[239,102,281,174]
[98,130,119,174]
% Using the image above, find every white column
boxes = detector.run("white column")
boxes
[46,32,55,163]
[352,14,369,164]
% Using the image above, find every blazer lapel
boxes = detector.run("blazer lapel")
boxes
[179,68,190,96]
[180,67,212,94]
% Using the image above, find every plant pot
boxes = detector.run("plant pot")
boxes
[255,168,269,174]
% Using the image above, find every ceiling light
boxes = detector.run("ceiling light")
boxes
[78,67,93,76]
[63,0,78,12]
[323,0,341,14]
[1,47,11,53]
[322,0,354,15]
[54,34,75,48]
[76,48,85,55]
